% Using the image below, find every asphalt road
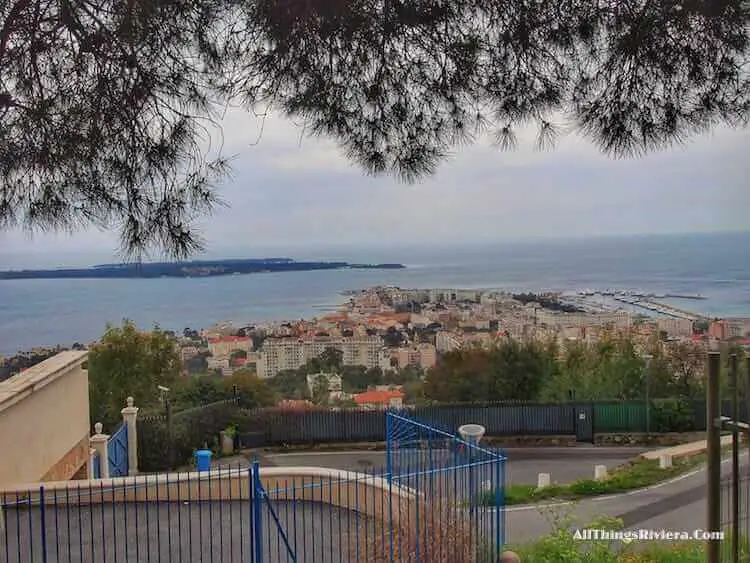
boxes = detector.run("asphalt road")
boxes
[262,446,650,486]
[505,453,750,545]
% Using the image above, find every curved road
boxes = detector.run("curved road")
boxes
[263,447,747,544]
[506,452,748,544]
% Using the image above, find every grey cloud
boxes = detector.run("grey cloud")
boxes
[2,114,748,264]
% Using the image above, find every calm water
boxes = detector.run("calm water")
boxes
[1,232,748,355]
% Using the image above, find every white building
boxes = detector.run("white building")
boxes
[256,336,390,378]
[435,331,462,353]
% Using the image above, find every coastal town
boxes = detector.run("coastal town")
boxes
[6,286,747,405]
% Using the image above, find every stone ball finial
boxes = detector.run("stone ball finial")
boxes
[127,396,134,407]
[94,422,103,435]
[499,551,521,563]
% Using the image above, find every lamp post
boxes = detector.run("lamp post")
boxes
[158,385,173,469]
[643,354,653,435]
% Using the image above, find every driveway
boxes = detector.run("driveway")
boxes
[263,446,650,486]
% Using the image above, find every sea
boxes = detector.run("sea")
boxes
[1,232,748,356]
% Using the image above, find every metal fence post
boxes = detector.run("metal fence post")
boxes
[165,398,174,471]
[251,461,263,563]
[385,410,393,482]
[707,351,722,563]
[39,486,47,563]
[730,354,739,563]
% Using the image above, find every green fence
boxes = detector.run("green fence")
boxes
[594,402,648,433]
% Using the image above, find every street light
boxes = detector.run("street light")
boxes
[643,354,653,434]
[157,385,174,469]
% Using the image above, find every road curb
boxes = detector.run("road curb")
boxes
[504,452,744,513]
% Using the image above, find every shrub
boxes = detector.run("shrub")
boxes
[349,483,477,562]
[136,399,242,471]
[651,398,695,433]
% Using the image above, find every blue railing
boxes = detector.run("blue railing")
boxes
[107,423,128,477]
[1,412,506,562]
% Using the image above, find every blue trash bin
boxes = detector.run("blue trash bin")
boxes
[195,449,212,472]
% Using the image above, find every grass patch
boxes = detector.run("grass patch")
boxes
[479,446,729,506]
[507,512,750,562]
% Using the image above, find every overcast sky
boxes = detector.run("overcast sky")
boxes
[1,107,748,266]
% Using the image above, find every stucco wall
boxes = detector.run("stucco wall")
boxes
[0,467,416,525]
[0,351,89,487]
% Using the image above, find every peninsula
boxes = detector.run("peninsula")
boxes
[0,258,406,280]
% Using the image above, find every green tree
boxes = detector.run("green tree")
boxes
[384,365,424,385]
[88,320,181,428]
[171,375,228,408]
[402,379,426,405]
[319,347,344,372]
[341,365,380,392]
[270,369,309,400]
[311,375,331,405]
[423,348,493,403]
[2,1,746,256]
[225,369,278,407]
[663,340,706,399]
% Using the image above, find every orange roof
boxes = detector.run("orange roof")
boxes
[208,336,251,344]
[353,389,404,405]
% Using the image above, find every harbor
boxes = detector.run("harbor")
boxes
[576,289,706,300]
[610,296,708,322]
[567,289,710,322]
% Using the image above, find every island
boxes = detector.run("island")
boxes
[0,258,406,280]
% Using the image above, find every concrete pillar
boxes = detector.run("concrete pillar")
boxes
[87,448,97,479]
[89,422,110,479]
[537,473,551,489]
[594,464,608,480]
[121,396,139,475]
[659,454,673,469]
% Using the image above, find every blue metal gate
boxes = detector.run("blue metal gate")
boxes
[107,423,129,477]
[254,409,507,562]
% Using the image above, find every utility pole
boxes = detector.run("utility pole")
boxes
[706,351,721,563]
[643,354,653,435]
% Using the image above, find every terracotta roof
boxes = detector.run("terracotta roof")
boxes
[208,336,251,344]
[353,389,404,405]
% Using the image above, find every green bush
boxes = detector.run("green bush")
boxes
[136,399,242,471]
[651,398,695,433]
[509,512,748,562]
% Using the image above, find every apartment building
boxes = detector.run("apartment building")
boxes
[393,343,437,370]
[429,289,481,303]
[725,318,750,338]
[256,336,390,378]
[180,346,200,361]
[656,317,694,338]
[435,331,462,353]
[207,335,252,358]
[535,310,631,330]
[206,356,233,377]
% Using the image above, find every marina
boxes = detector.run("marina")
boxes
[611,296,707,322]
[576,289,706,300]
